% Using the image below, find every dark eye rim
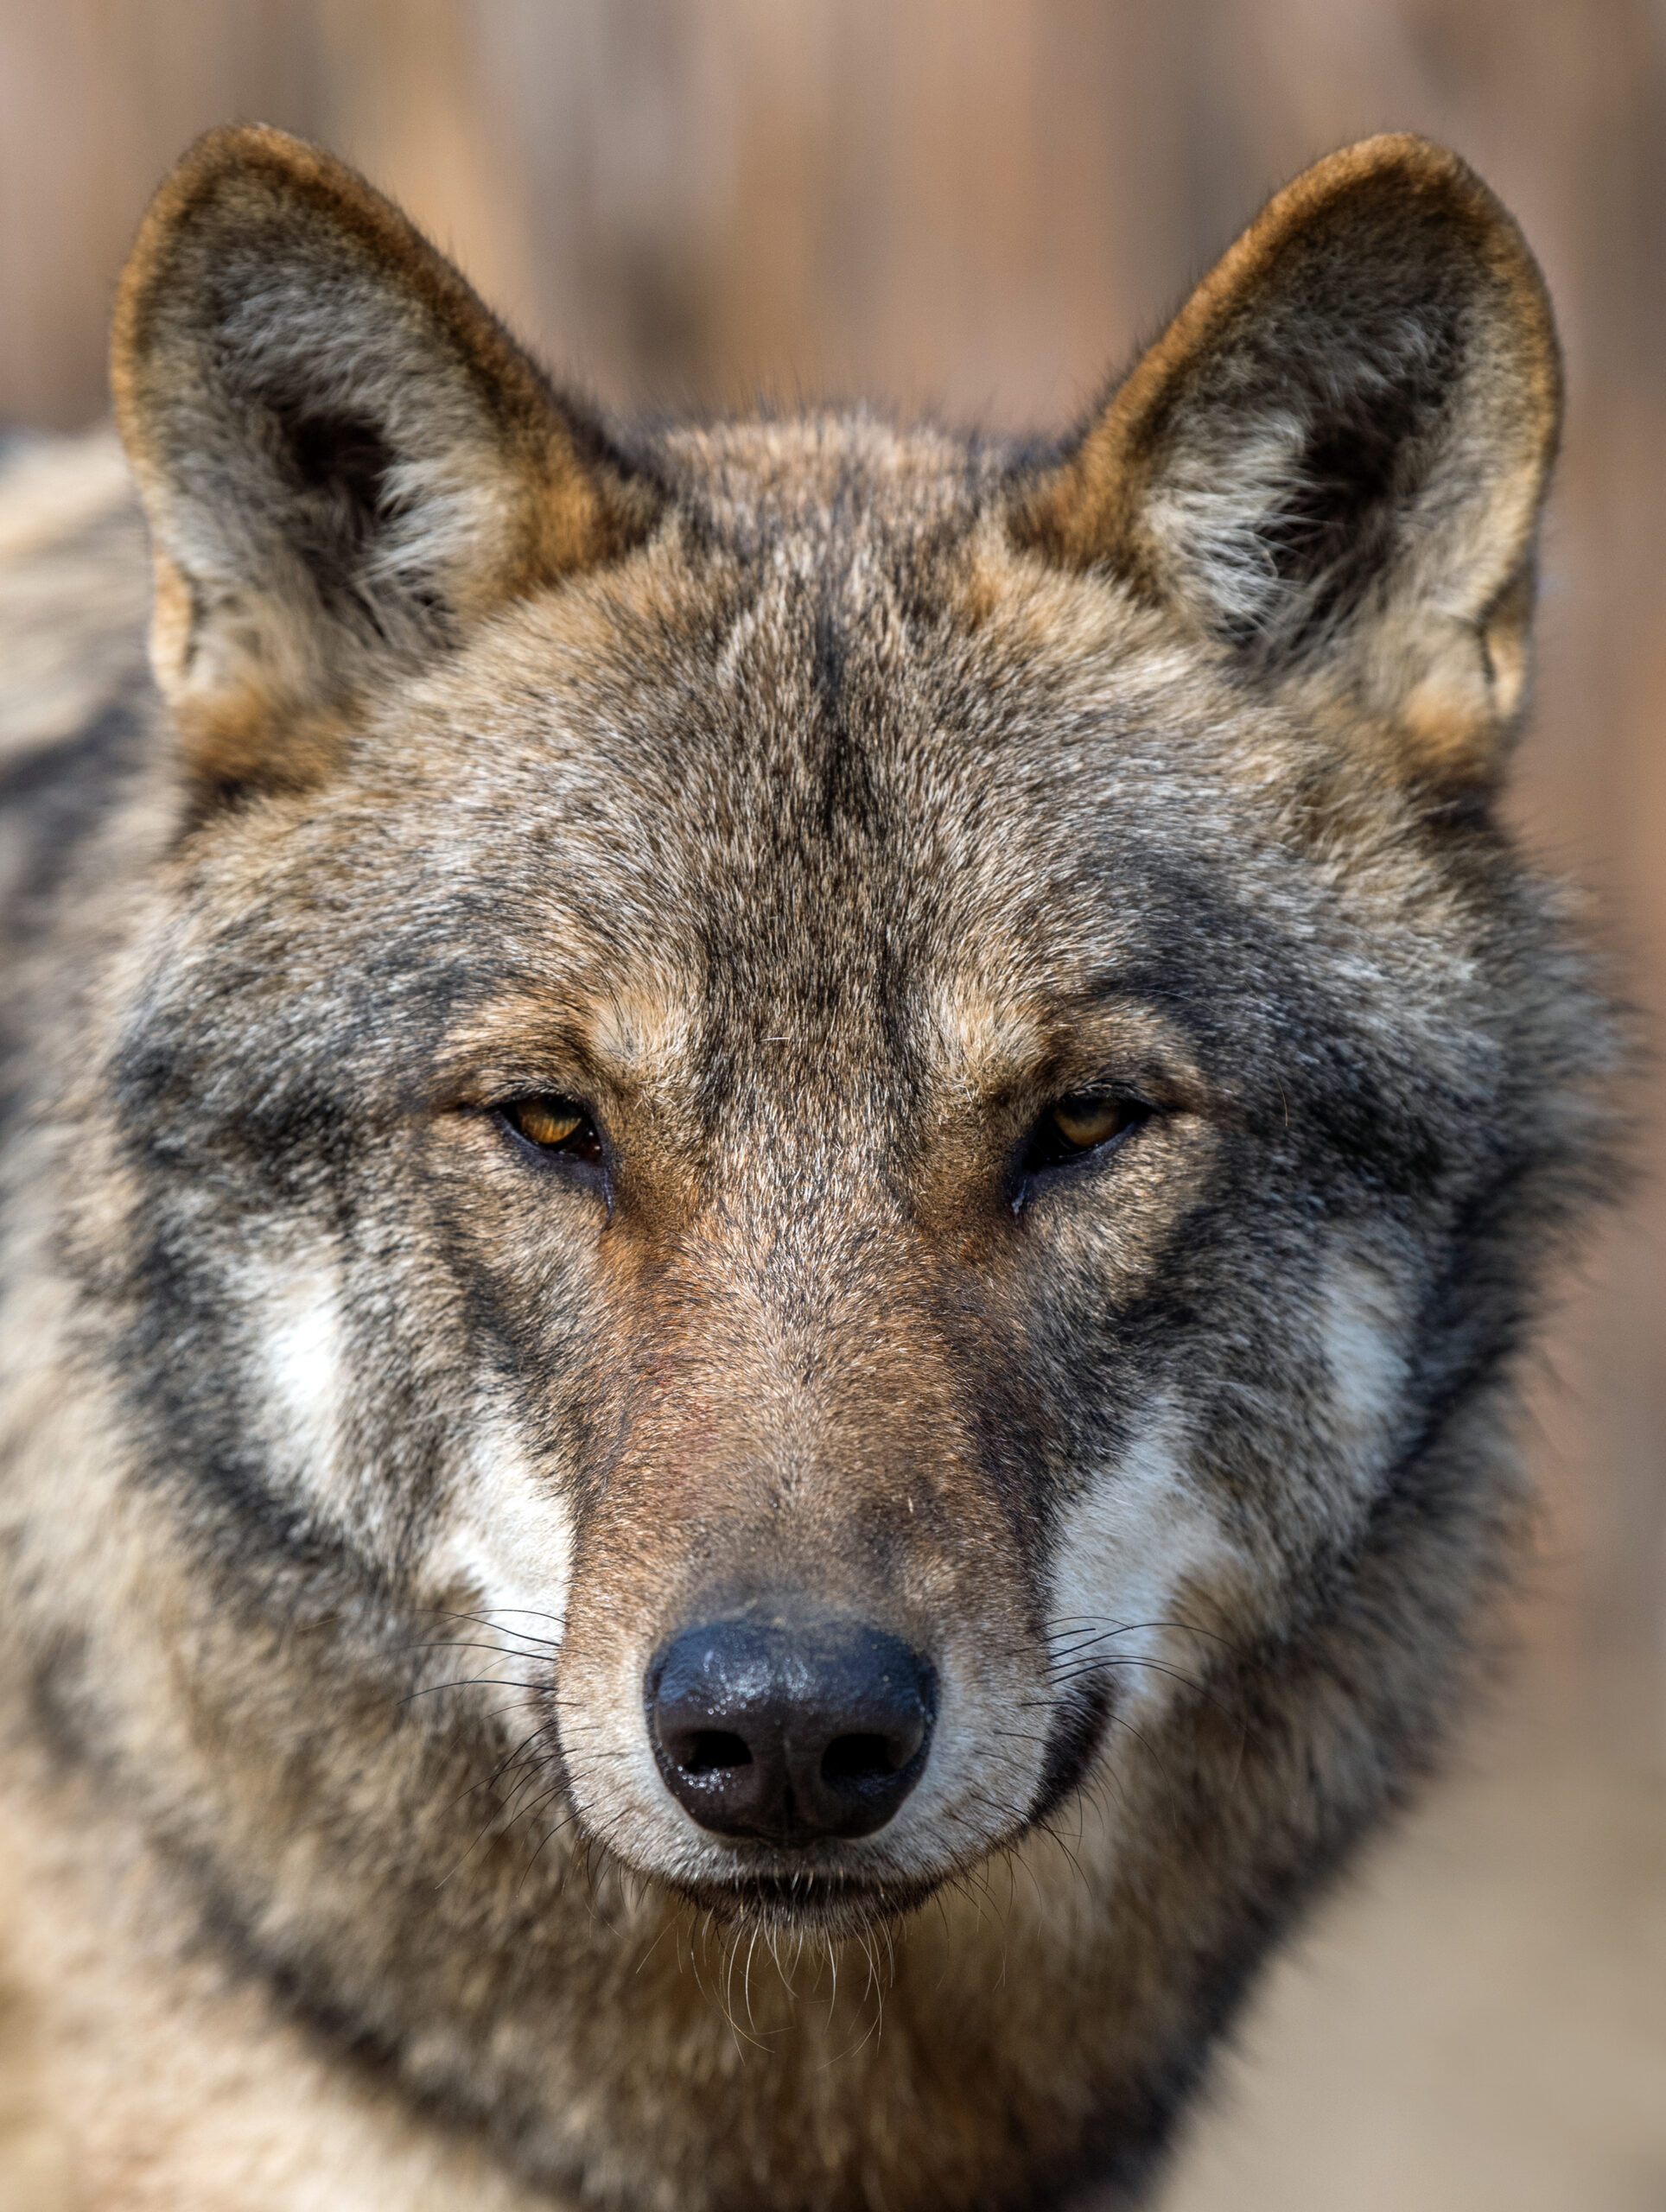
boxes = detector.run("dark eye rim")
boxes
[492,1092,608,1179]
[1012,1088,1156,1198]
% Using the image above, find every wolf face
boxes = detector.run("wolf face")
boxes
[1,126,1615,2209]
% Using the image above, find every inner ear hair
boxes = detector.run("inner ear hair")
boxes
[112,124,662,801]
[1011,135,1561,787]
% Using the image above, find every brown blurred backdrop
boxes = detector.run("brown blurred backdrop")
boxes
[2,5,1663,2207]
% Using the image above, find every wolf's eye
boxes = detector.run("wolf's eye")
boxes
[1019,1091,1148,1180]
[1052,1096,1129,1150]
[497,1095,604,1166]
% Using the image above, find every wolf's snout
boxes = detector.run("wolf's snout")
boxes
[645,1614,937,1846]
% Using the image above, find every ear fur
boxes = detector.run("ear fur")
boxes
[1012,136,1561,785]
[112,125,660,795]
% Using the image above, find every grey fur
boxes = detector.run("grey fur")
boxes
[0,129,1620,2211]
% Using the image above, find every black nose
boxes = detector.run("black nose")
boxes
[646,1613,937,1845]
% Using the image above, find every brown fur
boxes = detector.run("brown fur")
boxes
[0,129,1618,2209]
[1014,135,1560,785]
[111,125,658,793]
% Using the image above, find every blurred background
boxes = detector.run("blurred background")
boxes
[2,4,1662,2206]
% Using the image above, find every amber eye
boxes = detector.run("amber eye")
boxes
[1018,1090,1148,1182]
[497,1095,604,1167]
[1051,1096,1130,1150]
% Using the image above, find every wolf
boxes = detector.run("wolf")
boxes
[0,125,1617,2210]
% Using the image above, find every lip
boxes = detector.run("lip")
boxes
[665,1863,945,1932]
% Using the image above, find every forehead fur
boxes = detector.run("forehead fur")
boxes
[167,402,1484,1111]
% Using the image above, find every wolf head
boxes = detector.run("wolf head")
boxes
[85,125,1606,2059]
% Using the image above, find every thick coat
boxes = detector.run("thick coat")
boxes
[0,128,1618,2210]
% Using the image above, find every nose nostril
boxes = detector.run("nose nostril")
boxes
[647,1611,937,1844]
[820,1732,904,1785]
[684,1729,752,1774]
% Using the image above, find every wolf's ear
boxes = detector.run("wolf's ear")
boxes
[112,126,658,795]
[1012,136,1561,785]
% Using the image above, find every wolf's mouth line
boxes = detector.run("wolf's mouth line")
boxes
[658,1866,968,1935]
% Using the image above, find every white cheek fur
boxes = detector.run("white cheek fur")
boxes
[263,1269,344,1455]
[1047,1257,1410,1732]
[1046,1401,1243,1724]
[429,1412,577,1657]
[248,1258,347,1510]
[249,1256,577,1646]
[1319,1253,1411,1505]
